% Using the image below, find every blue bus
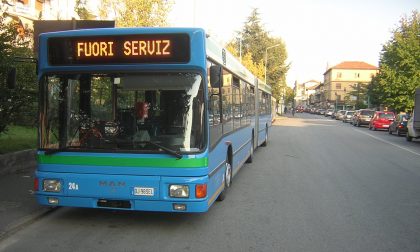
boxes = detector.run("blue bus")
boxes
[34,28,272,212]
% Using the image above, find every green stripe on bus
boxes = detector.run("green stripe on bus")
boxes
[37,155,208,168]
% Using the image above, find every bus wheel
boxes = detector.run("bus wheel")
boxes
[261,127,268,147]
[246,138,254,163]
[217,155,232,201]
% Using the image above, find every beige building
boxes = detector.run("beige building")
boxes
[323,61,378,108]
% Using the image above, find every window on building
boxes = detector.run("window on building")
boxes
[355,73,360,78]
[336,72,342,78]
[336,83,341,89]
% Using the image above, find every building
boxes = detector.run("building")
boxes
[1,0,78,31]
[311,82,324,107]
[323,61,378,109]
[294,80,321,108]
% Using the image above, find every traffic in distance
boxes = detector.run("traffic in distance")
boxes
[296,89,420,143]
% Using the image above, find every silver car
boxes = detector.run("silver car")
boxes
[342,111,354,123]
[336,110,346,120]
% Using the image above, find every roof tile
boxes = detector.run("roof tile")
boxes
[331,61,378,70]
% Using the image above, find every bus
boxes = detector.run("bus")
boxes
[34,28,272,212]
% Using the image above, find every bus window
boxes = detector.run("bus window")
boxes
[40,72,205,153]
[222,68,233,134]
[232,81,241,129]
[240,80,248,126]
[207,60,222,148]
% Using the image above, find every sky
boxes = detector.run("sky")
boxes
[168,0,419,87]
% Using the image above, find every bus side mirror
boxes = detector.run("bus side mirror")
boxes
[209,65,222,88]
[7,67,16,89]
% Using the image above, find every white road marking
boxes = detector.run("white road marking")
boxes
[354,129,420,157]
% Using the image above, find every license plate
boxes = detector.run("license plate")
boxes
[133,187,154,196]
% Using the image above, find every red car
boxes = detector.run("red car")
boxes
[369,111,395,130]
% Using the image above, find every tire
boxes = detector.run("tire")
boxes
[217,154,232,201]
[246,136,254,163]
[261,127,268,147]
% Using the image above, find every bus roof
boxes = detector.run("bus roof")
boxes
[206,36,271,93]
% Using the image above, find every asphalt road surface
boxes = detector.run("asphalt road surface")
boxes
[1,113,420,252]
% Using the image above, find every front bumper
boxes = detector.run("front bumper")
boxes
[35,171,212,213]
[36,196,210,212]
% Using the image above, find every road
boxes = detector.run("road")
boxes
[1,113,420,252]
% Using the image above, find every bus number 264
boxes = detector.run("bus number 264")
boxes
[68,182,79,190]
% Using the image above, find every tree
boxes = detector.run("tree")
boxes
[284,86,294,106]
[346,82,368,109]
[99,0,173,27]
[0,16,37,135]
[370,10,420,112]
[75,0,96,20]
[226,43,265,79]
[226,8,289,102]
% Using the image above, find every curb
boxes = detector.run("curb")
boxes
[0,207,56,241]
[0,150,36,176]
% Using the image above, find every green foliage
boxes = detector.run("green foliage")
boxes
[0,16,38,135]
[0,125,37,154]
[369,10,420,112]
[226,8,289,102]
[99,0,173,27]
[284,86,295,106]
[346,82,369,109]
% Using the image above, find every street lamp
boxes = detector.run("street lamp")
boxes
[237,37,242,63]
[264,44,282,84]
[335,91,338,111]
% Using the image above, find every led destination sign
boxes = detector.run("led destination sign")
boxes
[48,34,190,65]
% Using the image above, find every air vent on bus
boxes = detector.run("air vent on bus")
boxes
[97,199,131,209]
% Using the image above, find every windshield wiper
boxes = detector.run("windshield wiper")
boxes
[44,147,69,155]
[43,146,80,155]
[146,141,183,159]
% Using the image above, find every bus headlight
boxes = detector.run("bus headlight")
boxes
[169,185,189,198]
[43,179,62,192]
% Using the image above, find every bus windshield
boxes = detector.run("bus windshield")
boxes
[40,72,205,154]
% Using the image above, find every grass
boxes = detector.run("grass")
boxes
[0,126,37,154]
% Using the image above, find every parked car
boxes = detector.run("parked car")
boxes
[335,110,346,120]
[388,114,409,136]
[406,112,420,141]
[342,111,354,123]
[406,88,420,141]
[369,111,395,130]
[318,109,326,115]
[353,109,375,127]
[325,109,334,117]
[350,110,360,125]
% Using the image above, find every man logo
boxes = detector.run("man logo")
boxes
[99,181,126,187]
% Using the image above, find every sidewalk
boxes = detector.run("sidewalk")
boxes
[0,154,50,239]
